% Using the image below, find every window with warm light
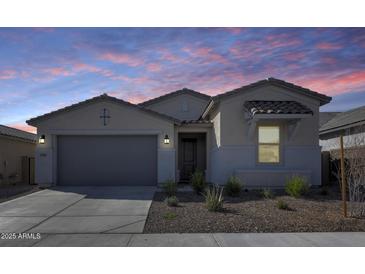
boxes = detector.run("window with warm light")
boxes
[258,126,280,163]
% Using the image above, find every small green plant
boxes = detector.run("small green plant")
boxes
[165,196,179,207]
[261,188,275,199]
[285,175,310,198]
[162,179,178,197]
[163,212,177,220]
[204,185,224,212]
[225,175,243,197]
[191,170,206,194]
[277,199,290,210]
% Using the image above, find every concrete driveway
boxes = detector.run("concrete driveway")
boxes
[0,186,155,234]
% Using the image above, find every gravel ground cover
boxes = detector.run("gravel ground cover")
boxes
[144,187,365,233]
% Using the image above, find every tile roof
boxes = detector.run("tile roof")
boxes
[243,101,313,116]
[27,93,181,126]
[139,88,211,107]
[319,112,341,127]
[0,125,36,142]
[320,105,365,134]
[213,78,331,105]
[181,119,212,124]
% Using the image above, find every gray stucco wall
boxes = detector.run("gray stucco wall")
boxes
[209,85,322,187]
[144,93,210,121]
[33,100,176,186]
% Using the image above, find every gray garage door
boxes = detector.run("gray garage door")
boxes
[57,135,157,186]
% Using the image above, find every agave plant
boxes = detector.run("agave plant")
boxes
[204,184,224,212]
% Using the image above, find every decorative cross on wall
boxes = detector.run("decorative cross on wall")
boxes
[100,108,111,126]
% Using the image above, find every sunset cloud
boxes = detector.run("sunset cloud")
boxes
[43,67,73,76]
[99,52,143,67]
[0,69,17,80]
[6,122,37,134]
[316,42,342,50]
[0,28,365,133]
[146,63,162,72]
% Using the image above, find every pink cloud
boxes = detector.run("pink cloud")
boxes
[74,63,100,73]
[7,123,37,134]
[316,42,342,50]
[265,34,302,48]
[282,52,306,61]
[73,63,115,78]
[126,93,150,104]
[158,49,188,63]
[0,69,17,80]
[146,63,162,72]
[293,70,365,95]
[106,90,150,104]
[321,56,337,65]
[268,39,301,49]
[183,47,229,65]
[43,67,73,76]
[99,52,142,67]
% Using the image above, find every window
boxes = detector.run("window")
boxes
[258,126,280,163]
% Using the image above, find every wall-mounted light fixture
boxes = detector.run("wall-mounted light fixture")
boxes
[39,134,45,144]
[164,134,170,145]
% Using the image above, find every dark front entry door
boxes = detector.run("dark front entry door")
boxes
[181,138,197,181]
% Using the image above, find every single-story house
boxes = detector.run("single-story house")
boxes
[26,78,331,188]
[0,125,36,185]
[320,105,365,151]
[319,111,341,128]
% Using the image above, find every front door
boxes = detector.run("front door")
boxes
[181,138,197,181]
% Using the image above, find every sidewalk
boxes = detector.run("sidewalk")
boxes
[1,232,365,247]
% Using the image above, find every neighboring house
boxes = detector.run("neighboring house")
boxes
[319,112,341,128]
[320,105,365,151]
[0,125,36,185]
[26,78,331,188]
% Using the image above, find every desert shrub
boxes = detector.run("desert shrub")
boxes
[163,212,177,220]
[225,175,243,197]
[204,185,224,212]
[191,170,206,194]
[277,199,290,210]
[165,196,179,207]
[162,179,178,197]
[285,175,310,198]
[261,188,275,199]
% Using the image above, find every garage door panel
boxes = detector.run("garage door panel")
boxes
[57,135,157,186]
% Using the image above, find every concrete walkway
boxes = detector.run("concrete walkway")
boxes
[1,232,364,247]
[0,187,155,234]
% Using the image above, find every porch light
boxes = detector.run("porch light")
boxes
[164,134,170,145]
[39,134,45,144]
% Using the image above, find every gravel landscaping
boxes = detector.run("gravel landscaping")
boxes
[144,186,365,233]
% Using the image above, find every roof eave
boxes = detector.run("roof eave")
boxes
[139,88,211,107]
[319,120,365,135]
[26,95,181,127]
[211,78,332,106]
[201,100,215,119]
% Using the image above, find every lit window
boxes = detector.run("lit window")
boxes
[258,126,280,163]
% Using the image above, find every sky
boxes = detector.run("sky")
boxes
[0,27,365,133]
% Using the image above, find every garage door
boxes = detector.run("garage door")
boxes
[57,135,157,186]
